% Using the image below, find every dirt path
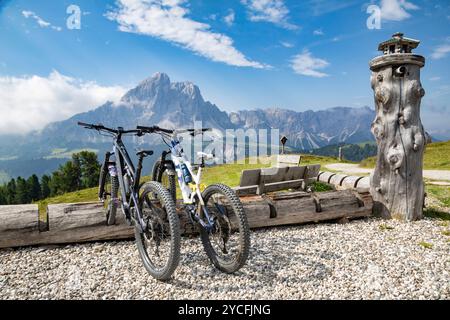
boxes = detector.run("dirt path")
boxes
[324,163,450,183]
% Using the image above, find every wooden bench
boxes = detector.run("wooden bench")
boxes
[234,164,321,196]
[276,154,301,167]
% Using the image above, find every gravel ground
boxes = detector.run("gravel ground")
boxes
[0,217,449,300]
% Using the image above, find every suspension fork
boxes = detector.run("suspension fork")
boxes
[160,150,175,175]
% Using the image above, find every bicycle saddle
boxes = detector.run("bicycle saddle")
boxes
[136,150,154,157]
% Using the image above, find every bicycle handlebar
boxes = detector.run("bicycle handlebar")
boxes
[136,125,173,134]
[137,125,211,136]
[78,122,143,136]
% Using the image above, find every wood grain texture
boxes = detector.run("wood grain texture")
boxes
[0,189,373,248]
[369,53,426,221]
[0,205,39,248]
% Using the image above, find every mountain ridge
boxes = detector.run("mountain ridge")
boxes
[0,72,376,180]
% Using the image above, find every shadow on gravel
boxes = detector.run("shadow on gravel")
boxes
[170,232,337,290]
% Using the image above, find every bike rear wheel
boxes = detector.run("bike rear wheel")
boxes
[99,161,118,225]
[135,181,180,281]
[152,159,177,201]
[200,183,250,273]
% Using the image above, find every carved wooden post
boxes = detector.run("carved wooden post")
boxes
[369,33,426,221]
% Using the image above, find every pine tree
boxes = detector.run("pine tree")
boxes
[77,151,100,188]
[41,174,51,199]
[27,174,42,201]
[0,186,7,205]
[16,177,31,204]
[6,179,17,204]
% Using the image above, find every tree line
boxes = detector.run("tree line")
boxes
[0,151,100,205]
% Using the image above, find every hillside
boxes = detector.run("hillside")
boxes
[360,140,450,170]
[310,141,377,162]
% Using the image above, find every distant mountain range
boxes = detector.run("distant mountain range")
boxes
[0,72,376,181]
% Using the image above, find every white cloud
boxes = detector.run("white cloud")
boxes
[291,50,330,78]
[313,29,324,36]
[22,10,62,31]
[106,0,265,68]
[241,0,298,30]
[224,9,235,27]
[0,71,126,134]
[280,41,294,48]
[431,44,450,60]
[379,0,419,21]
[429,76,441,81]
[332,36,340,42]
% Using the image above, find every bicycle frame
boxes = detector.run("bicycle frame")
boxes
[106,134,147,232]
[161,132,215,229]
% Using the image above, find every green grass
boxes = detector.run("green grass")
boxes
[37,187,98,219]
[423,207,450,221]
[379,224,395,231]
[426,185,450,207]
[312,181,334,192]
[360,140,450,170]
[418,241,433,249]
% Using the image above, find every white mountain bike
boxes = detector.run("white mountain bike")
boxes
[137,125,250,273]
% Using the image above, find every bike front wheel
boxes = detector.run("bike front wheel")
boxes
[135,181,180,281]
[200,183,251,273]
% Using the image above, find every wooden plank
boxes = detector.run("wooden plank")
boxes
[239,169,261,187]
[233,185,258,196]
[305,164,321,179]
[263,179,304,193]
[284,166,306,180]
[276,154,301,167]
[260,167,288,184]
[0,205,39,248]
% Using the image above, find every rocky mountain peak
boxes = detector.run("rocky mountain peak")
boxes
[121,72,171,102]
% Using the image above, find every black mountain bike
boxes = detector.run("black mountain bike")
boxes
[137,125,250,274]
[77,122,180,281]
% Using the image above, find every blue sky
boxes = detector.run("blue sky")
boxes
[0,0,449,136]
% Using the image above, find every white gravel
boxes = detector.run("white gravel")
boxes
[0,217,449,300]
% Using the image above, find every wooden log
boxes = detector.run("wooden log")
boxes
[356,176,370,189]
[318,172,336,184]
[45,202,134,244]
[240,190,371,228]
[0,190,373,248]
[369,37,426,221]
[341,175,364,190]
[329,174,348,187]
[0,205,39,248]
